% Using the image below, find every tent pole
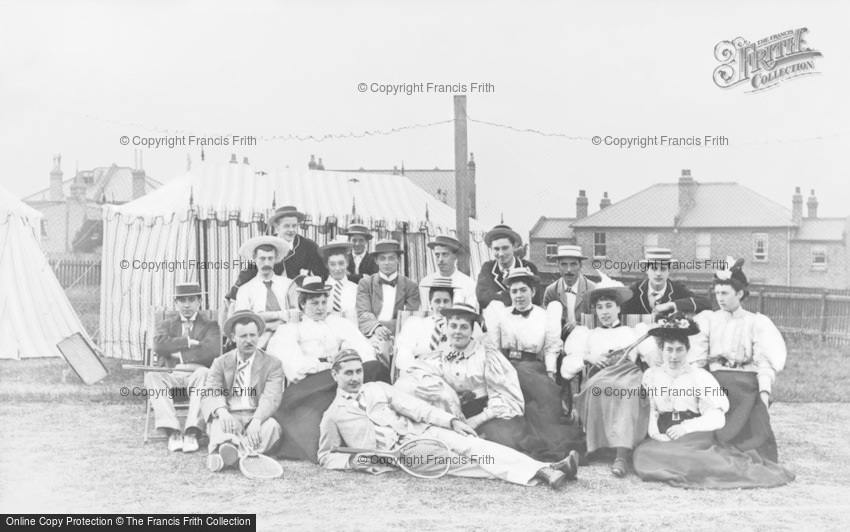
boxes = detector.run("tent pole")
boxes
[454,95,471,275]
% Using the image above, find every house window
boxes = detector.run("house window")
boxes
[753,233,768,261]
[594,232,607,258]
[643,233,658,253]
[545,242,559,263]
[696,233,711,260]
[812,246,827,270]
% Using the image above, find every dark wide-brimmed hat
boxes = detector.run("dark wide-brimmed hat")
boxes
[172,282,204,298]
[370,239,405,257]
[582,271,633,307]
[648,313,700,339]
[441,302,481,323]
[319,237,354,257]
[552,245,588,261]
[296,275,332,295]
[484,224,523,248]
[503,267,539,286]
[268,205,306,226]
[223,310,266,336]
[239,236,289,262]
[427,235,461,253]
[345,223,373,240]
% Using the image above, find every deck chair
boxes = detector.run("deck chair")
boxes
[390,310,427,383]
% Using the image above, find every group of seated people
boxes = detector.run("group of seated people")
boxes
[148,207,795,490]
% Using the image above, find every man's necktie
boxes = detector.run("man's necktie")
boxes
[429,317,445,351]
[353,392,396,450]
[332,281,343,312]
[264,280,282,312]
[379,277,397,288]
[181,320,193,338]
[234,359,249,392]
[512,307,532,318]
[649,290,663,308]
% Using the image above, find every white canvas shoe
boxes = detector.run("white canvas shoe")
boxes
[167,432,183,452]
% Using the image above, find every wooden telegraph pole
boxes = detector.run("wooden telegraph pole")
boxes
[454,95,471,274]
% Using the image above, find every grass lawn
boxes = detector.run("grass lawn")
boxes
[1,339,848,530]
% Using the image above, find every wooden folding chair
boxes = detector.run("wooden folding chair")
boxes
[389,310,427,383]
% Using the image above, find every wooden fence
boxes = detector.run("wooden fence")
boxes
[48,256,101,288]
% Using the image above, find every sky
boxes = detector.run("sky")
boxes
[1,0,848,237]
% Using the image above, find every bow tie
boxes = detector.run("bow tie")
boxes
[379,278,397,287]
[512,308,532,318]
[445,350,466,363]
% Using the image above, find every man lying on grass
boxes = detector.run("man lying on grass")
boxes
[318,349,579,490]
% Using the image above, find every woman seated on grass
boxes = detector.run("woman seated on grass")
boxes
[633,316,795,489]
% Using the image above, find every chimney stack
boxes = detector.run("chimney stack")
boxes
[316,158,325,170]
[807,189,818,219]
[50,154,64,201]
[576,190,588,219]
[678,169,696,216]
[243,156,249,165]
[70,168,86,203]
[600,192,611,209]
[308,154,317,170]
[229,154,237,164]
[792,186,803,225]
[132,150,146,199]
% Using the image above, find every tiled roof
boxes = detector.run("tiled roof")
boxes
[571,182,793,228]
[529,217,575,239]
[794,218,847,241]
[23,164,161,204]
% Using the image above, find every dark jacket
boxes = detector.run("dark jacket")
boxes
[620,278,711,315]
[153,313,222,368]
[475,258,543,309]
[346,251,379,284]
[227,235,328,299]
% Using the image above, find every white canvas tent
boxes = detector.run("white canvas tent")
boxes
[101,162,490,360]
[0,183,93,359]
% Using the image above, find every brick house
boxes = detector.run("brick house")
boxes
[552,170,848,288]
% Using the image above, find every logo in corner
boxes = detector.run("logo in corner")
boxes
[713,28,822,93]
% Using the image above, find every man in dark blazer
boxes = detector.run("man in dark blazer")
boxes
[203,310,284,472]
[345,223,378,283]
[226,205,328,300]
[542,245,597,340]
[148,283,222,453]
[476,224,543,309]
[355,239,420,340]
[620,248,710,317]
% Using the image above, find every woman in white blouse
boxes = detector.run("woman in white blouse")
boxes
[633,316,794,488]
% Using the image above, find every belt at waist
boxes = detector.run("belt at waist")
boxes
[657,410,699,433]
[715,356,747,369]
[508,350,539,363]
[458,388,488,401]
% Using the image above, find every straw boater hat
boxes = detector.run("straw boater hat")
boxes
[223,309,266,336]
[441,302,481,323]
[427,235,461,253]
[647,313,700,340]
[319,237,354,257]
[370,239,405,257]
[296,275,332,295]
[345,223,373,240]
[422,276,455,290]
[581,270,633,307]
[503,266,540,286]
[552,244,588,261]
[239,236,289,262]
[268,205,306,225]
[639,247,678,266]
[484,224,523,248]
[172,282,204,298]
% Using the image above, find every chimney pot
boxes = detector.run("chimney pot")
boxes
[792,186,804,225]
[308,154,317,170]
[806,189,818,219]
[600,192,612,209]
[230,154,237,164]
[243,157,249,164]
[317,158,324,170]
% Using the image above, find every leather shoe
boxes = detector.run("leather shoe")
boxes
[219,443,240,468]
[534,466,567,490]
[207,454,224,472]
[551,450,579,480]
[183,434,199,453]
[611,457,627,478]
[167,432,183,452]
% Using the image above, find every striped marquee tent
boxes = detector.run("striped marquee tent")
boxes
[100,161,490,360]
[0,184,93,359]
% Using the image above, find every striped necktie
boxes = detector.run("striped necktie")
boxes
[181,320,193,338]
[332,281,343,312]
[234,359,249,391]
[354,392,397,450]
[429,317,445,351]
[264,280,282,312]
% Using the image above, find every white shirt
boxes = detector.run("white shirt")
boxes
[419,269,479,311]
[227,353,255,412]
[377,272,398,323]
[561,322,657,380]
[561,278,578,323]
[352,251,366,273]
[235,273,293,319]
[483,301,563,373]
[267,314,376,383]
[326,276,358,322]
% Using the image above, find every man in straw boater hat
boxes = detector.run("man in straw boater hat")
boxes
[542,244,597,340]
[318,237,359,320]
[344,223,378,283]
[267,275,389,462]
[620,247,710,317]
[689,258,787,463]
[355,239,421,341]
[418,234,478,310]
[203,310,284,472]
[148,282,223,453]
[225,205,328,301]
[234,235,293,348]
[476,224,542,310]
[318,349,578,490]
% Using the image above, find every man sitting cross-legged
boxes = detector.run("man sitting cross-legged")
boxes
[318,350,578,490]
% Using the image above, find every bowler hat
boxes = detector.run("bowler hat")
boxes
[427,235,461,253]
[268,205,306,226]
[370,239,405,257]
[484,224,523,248]
[173,282,204,298]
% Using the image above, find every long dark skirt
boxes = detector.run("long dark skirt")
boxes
[711,370,778,462]
[633,432,794,489]
[273,360,390,462]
